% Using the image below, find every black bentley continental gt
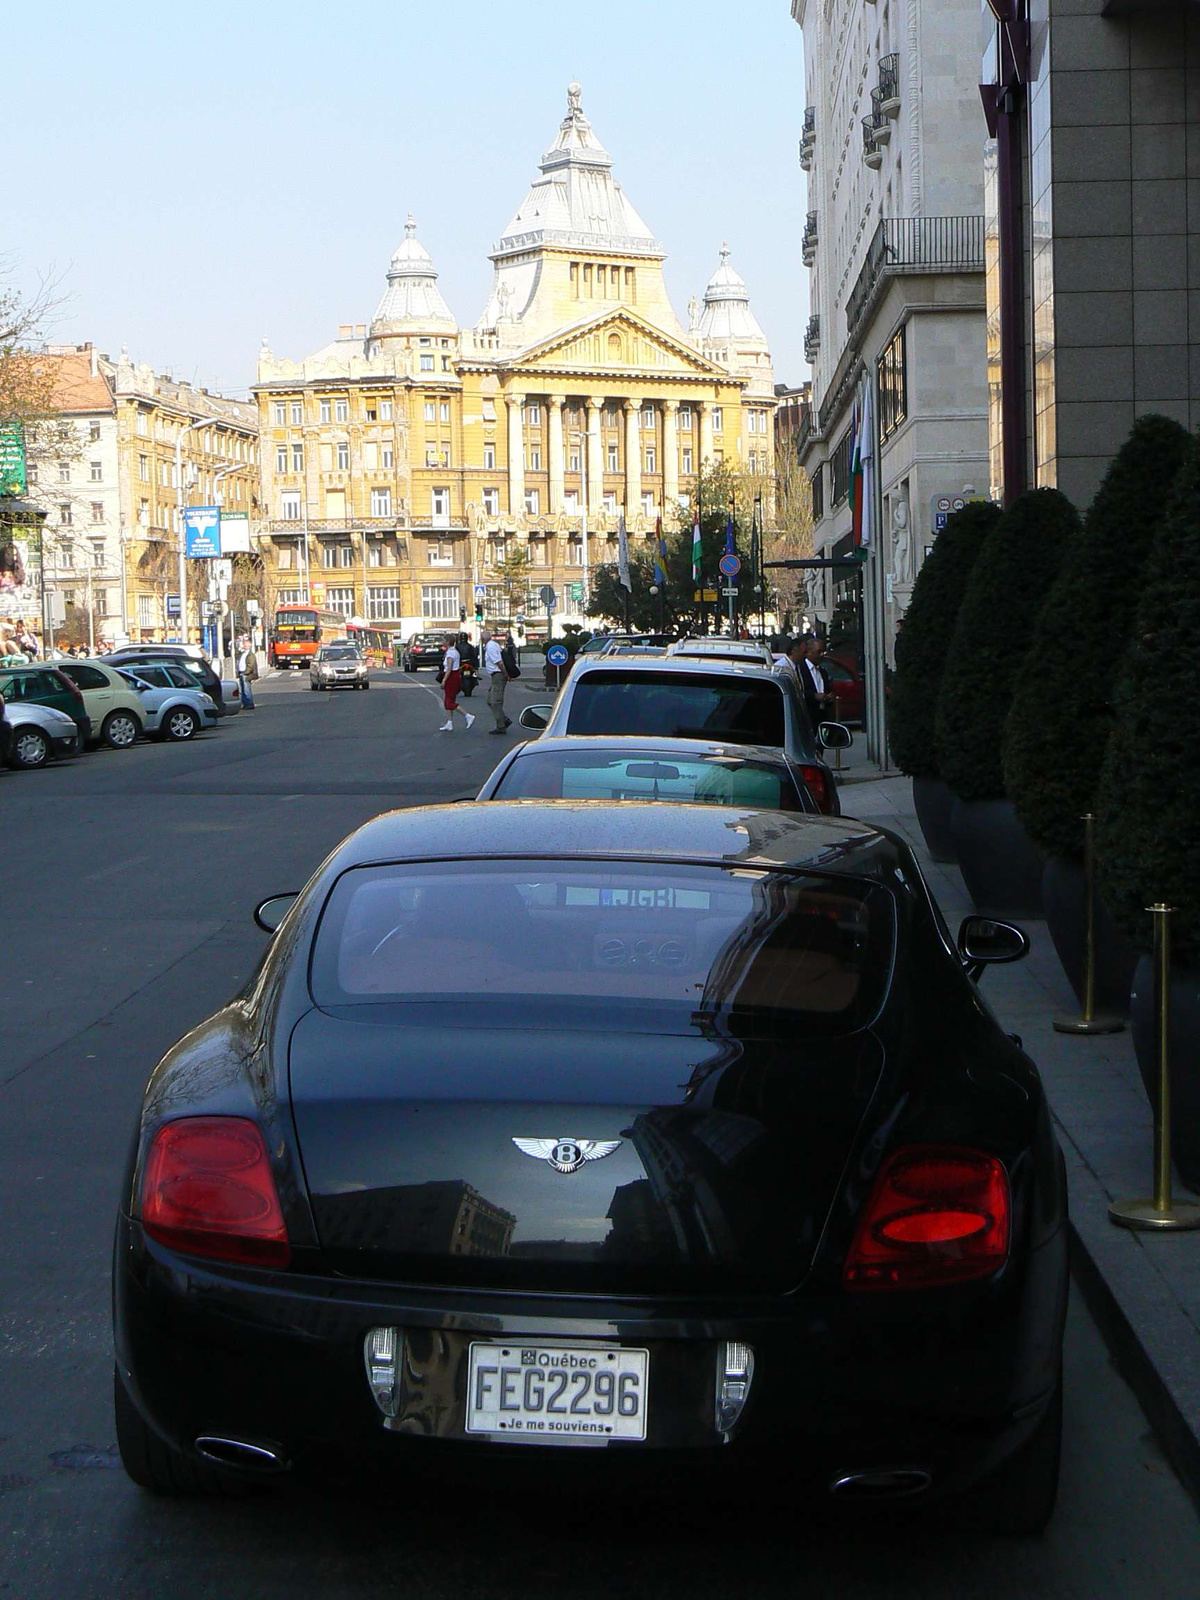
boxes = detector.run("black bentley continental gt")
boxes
[113,802,1068,1531]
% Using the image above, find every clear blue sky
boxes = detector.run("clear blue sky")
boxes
[11,1,809,396]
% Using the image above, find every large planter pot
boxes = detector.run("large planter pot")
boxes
[911,776,957,863]
[1042,855,1138,1017]
[1130,955,1200,1194]
[949,797,1044,919]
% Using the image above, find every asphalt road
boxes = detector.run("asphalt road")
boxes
[2,666,1199,1599]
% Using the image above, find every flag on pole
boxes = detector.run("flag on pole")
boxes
[850,372,877,549]
[850,393,864,548]
[749,500,761,585]
[653,516,666,587]
[691,508,702,585]
[617,511,632,592]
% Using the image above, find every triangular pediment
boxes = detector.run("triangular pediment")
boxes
[503,309,730,381]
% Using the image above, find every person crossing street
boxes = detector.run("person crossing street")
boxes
[437,634,476,732]
[482,629,513,734]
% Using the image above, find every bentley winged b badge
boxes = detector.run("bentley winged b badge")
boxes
[512,1137,623,1175]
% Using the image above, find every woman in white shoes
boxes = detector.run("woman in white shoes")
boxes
[438,634,476,732]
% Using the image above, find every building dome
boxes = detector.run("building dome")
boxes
[371,214,456,336]
[696,243,767,343]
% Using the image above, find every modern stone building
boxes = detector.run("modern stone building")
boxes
[253,84,775,638]
[790,0,990,738]
[982,0,1200,507]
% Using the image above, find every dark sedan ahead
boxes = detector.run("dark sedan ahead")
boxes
[401,632,455,671]
[113,802,1066,1531]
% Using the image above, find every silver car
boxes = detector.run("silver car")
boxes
[1,699,81,769]
[310,643,370,690]
[117,667,220,741]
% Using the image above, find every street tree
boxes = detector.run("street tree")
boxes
[488,544,532,623]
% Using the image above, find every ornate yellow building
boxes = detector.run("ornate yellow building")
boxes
[252,84,775,634]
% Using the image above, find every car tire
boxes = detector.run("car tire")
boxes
[955,1370,1062,1536]
[9,726,50,769]
[101,710,140,750]
[113,1365,253,1498]
[163,706,199,742]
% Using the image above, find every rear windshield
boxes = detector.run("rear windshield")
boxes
[566,670,786,748]
[493,750,807,811]
[311,859,891,1031]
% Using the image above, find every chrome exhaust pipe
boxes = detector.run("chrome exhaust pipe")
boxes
[195,1434,290,1473]
[829,1467,931,1499]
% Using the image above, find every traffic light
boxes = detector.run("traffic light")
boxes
[459,605,467,622]
[475,600,484,623]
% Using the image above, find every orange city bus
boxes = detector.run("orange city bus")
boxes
[271,604,348,669]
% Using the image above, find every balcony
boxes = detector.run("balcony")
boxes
[863,115,884,169]
[845,215,985,334]
[411,514,471,532]
[804,316,821,363]
[877,53,900,117]
[869,88,892,144]
[799,106,815,171]
[264,516,402,535]
[802,211,819,267]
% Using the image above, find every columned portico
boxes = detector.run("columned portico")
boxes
[586,396,604,517]
[662,400,679,508]
[507,391,525,515]
[547,394,566,513]
[623,400,642,518]
[698,400,714,467]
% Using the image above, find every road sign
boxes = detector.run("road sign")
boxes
[719,553,741,578]
[515,612,525,623]
[474,583,487,600]
[538,584,557,606]
[183,506,221,558]
[166,594,181,618]
[720,585,739,597]
[546,644,569,667]
[567,582,583,603]
[0,422,27,495]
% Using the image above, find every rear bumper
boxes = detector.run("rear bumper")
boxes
[114,1216,1066,1495]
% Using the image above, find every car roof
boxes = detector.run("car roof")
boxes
[332,800,900,879]
[509,735,792,767]
[568,654,789,685]
[669,638,772,657]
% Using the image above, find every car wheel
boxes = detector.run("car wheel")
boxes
[362,681,370,689]
[101,710,140,749]
[113,1365,252,1498]
[164,706,199,742]
[9,726,50,769]
[954,1369,1062,1535]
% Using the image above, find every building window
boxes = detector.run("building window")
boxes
[483,443,496,469]
[59,503,73,527]
[280,491,302,521]
[335,398,349,422]
[276,445,288,473]
[489,535,509,565]
[138,499,149,526]
[679,407,693,430]
[424,401,436,423]
[529,447,542,471]
[421,584,459,621]
[566,539,583,566]
[370,487,392,517]
[419,354,434,371]
[432,488,450,526]
[91,502,104,523]
[273,402,286,425]
[607,445,619,472]
[831,427,853,507]
[367,585,401,621]
[682,448,694,474]
[87,421,100,443]
[429,538,455,566]
[645,448,656,473]
[711,407,723,433]
[440,445,451,467]
[641,406,655,429]
[641,493,654,516]
[278,587,305,605]
[569,450,580,472]
[380,400,393,421]
[877,324,908,443]
[602,491,617,514]
[319,399,331,423]
[91,540,105,567]
[382,444,393,469]
[564,490,579,514]
[138,453,149,482]
[482,487,499,516]
[523,403,542,426]
[439,400,451,424]
[321,542,347,569]
[88,460,102,482]
[57,461,70,483]
[336,441,350,470]
[810,461,824,522]
[291,443,304,471]
[327,586,355,616]
[524,488,540,516]
[138,594,155,629]
[289,401,302,425]
[365,404,377,422]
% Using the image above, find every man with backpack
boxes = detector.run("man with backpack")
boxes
[482,629,515,734]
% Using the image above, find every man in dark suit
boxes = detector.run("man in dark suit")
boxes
[789,633,832,727]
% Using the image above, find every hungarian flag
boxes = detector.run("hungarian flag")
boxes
[653,516,667,587]
[850,373,876,549]
[691,508,702,585]
[850,398,864,548]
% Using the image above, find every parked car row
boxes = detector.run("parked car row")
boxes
[0,643,240,772]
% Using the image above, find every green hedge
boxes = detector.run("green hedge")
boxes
[889,501,1000,778]
[1097,442,1200,959]
[1004,416,1192,861]
[936,489,1079,802]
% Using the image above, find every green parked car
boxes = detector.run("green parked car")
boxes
[0,664,91,745]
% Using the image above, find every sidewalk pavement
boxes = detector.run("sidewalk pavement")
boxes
[847,773,1200,1507]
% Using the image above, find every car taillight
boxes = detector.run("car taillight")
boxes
[843,1146,1009,1291]
[796,762,831,813]
[141,1116,290,1268]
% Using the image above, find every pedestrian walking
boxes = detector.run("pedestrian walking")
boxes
[791,633,832,725]
[483,629,513,734]
[236,637,256,710]
[438,635,475,732]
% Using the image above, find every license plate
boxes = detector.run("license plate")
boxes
[465,1342,649,1443]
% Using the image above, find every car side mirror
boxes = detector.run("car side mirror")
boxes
[957,916,1029,981]
[519,705,551,731]
[254,892,299,933]
[817,721,852,750]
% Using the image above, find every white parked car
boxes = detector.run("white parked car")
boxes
[116,667,220,741]
[1,699,82,769]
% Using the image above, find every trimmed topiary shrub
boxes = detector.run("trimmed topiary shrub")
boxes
[936,489,1079,802]
[1096,443,1200,960]
[1004,416,1193,861]
[889,501,1001,777]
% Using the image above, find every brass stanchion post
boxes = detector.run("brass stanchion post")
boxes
[1110,904,1200,1232]
[1054,813,1124,1035]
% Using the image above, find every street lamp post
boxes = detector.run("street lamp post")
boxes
[210,461,242,665]
[173,414,211,645]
